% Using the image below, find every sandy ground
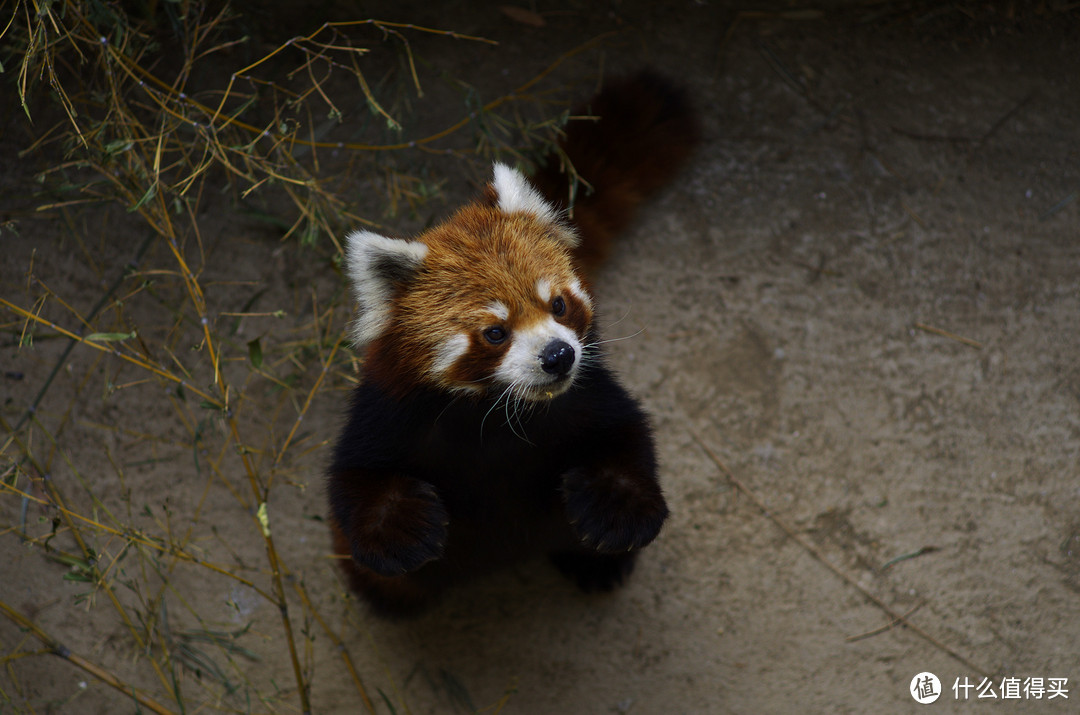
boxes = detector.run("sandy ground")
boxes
[3,2,1078,713]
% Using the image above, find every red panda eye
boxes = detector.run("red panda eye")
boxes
[552,297,566,317]
[483,327,507,345]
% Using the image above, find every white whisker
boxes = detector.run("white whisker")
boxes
[599,305,634,331]
[586,327,645,349]
[503,380,534,443]
[434,393,464,426]
[482,381,517,434]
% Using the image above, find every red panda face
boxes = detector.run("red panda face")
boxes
[346,164,595,402]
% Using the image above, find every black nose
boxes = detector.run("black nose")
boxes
[540,340,576,376]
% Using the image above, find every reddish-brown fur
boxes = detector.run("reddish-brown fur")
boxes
[530,71,701,273]
[328,71,698,617]
[362,204,589,399]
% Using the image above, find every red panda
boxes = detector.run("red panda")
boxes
[328,71,698,617]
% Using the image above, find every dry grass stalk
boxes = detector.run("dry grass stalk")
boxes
[1,2,604,711]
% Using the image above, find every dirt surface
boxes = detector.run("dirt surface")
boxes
[3,2,1079,713]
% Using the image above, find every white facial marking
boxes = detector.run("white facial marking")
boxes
[431,333,469,375]
[494,316,581,399]
[536,279,552,304]
[492,163,559,223]
[485,301,510,323]
[567,277,593,310]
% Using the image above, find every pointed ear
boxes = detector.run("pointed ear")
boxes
[344,230,427,347]
[491,163,561,224]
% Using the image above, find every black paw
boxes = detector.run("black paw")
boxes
[561,466,669,553]
[550,550,637,592]
[347,479,449,577]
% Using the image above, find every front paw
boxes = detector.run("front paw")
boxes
[561,466,668,553]
[346,478,449,576]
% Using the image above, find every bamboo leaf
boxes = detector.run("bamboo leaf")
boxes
[248,338,263,368]
[128,183,157,212]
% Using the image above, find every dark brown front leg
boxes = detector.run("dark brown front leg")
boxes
[328,470,449,577]
[561,463,668,554]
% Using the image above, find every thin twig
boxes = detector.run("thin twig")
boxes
[0,600,176,715]
[976,91,1036,148]
[881,545,940,571]
[846,601,925,643]
[912,322,983,349]
[0,478,273,600]
[691,432,992,678]
[0,297,222,406]
[292,580,377,714]
[8,234,155,435]
[1038,190,1078,222]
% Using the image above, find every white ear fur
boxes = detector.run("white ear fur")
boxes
[344,230,428,347]
[492,163,560,224]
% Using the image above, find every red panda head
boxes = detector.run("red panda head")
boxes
[346,164,595,402]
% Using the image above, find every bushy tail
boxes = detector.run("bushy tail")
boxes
[530,70,700,273]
